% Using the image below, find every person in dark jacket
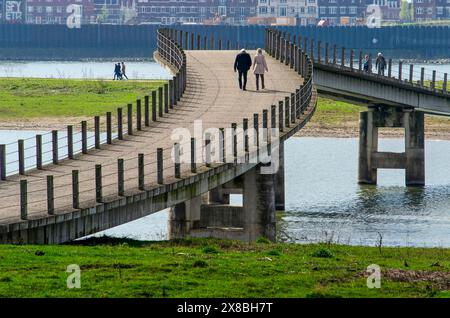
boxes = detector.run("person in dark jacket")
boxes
[375,52,386,76]
[234,49,252,90]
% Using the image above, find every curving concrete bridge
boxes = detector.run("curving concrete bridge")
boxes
[1,28,449,244]
[0,28,315,244]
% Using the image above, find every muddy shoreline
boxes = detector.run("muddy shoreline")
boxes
[3,118,450,141]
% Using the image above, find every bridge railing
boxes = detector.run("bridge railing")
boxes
[281,33,449,96]
[0,27,316,227]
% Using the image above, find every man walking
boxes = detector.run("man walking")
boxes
[234,49,252,91]
[375,52,386,76]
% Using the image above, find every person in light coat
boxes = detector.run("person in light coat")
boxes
[253,48,268,90]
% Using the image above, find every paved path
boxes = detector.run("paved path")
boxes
[0,50,303,224]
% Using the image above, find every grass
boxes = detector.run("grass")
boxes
[0,237,449,298]
[0,78,165,119]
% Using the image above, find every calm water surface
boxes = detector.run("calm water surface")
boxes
[0,61,171,80]
[2,134,450,247]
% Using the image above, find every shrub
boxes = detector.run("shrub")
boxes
[311,248,334,258]
[202,246,219,254]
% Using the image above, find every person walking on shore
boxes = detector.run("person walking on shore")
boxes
[234,49,252,91]
[113,63,120,80]
[375,52,386,76]
[121,62,129,80]
[253,48,268,90]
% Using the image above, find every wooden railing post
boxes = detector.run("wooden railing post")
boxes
[127,103,133,135]
[285,96,290,128]
[136,99,142,131]
[117,158,124,196]
[47,175,54,215]
[0,144,6,180]
[20,179,27,220]
[359,51,363,71]
[152,90,157,121]
[18,139,24,175]
[431,70,436,90]
[388,59,392,77]
[144,95,150,126]
[52,130,58,164]
[72,170,79,209]
[409,64,414,83]
[95,164,102,203]
[398,61,403,80]
[158,87,163,117]
[420,67,425,86]
[333,45,337,64]
[117,108,123,140]
[36,134,43,169]
[106,112,112,144]
[138,153,144,191]
[278,100,284,132]
[157,148,163,184]
[67,126,73,159]
[443,73,448,93]
[169,79,174,109]
[81,120,88,153]
[190,137,196,173]
[271,105,276,129]
[174,143,181,178]
[164,83,169,113]
[94,116,100,149]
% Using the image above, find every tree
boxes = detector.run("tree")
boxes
[399,1,413,22]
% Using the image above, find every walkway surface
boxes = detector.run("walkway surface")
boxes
[0,50,303,224]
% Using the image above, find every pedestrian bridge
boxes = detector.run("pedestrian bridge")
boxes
[0,28,449,244]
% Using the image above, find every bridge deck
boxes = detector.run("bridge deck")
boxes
[0,50,303,224]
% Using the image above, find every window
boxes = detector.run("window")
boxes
[320,6,326,14]
[279,6,287,16]
[437,6,443,14]
[416,7,423,14]
[307,6,316,14]
[28,6,34,12]
[259,6,267,14]
[329,7,337,14]
[240,7,245,15]
[340,7,346,14]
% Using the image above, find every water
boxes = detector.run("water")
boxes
[2,134,450,247]
[0,61,172,80]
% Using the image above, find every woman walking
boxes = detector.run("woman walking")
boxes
[253,48,268,90]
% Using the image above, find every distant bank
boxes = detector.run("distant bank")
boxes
[1,24,450,60]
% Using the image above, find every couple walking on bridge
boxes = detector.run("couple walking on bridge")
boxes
[234,48,268,91]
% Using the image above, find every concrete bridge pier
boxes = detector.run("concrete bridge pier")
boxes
[275,141,285,211]
[358,106,424,186]
[169,164,276,242]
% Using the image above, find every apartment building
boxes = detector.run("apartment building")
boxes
[414,0,450,20]
[25,0,96,24]
[318,0,369,25]
[136,0,257,25]
[256,0,318,25]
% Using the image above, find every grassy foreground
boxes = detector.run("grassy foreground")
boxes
[0,78,165,119]
[0,237,449,298]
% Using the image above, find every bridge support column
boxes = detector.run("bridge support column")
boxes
[358,106,424,186]
[242,165,276,241]
[275,141,285,210]
[168,196,201,239]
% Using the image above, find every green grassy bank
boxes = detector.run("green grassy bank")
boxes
[0,78,165,120]
[0,237,449,298]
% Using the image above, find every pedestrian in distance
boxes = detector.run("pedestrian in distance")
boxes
[113,63,120,80]
[375,52,386,76]
[121,62,129,80]
[363,54,371,73]
[234,48,252,91]
[253,48,268,91]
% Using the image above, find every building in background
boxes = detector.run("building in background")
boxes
[413,0,450,21]
[318,0,369,25]
[255,0,318,25]
[136,0,257,25]
[25,0,95,24]
[373,0,401,21]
